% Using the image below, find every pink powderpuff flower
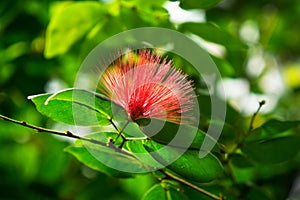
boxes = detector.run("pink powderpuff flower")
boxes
[98,49,195,124]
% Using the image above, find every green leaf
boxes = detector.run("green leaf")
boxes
[242,135,300,164]
[247,119,300,142]
[65,131,148,174]
[144,141,223,182]
[64,140,132,178]
[230,153,253,168]
[179,22,245,50]
[79,133,148,173]
[143,184,166,200]
[262,119,300,133]
[139,118,219,151]
[246,186,272,200]
[178,22,247,75]
[142,183,189,200]
[166,185,190,200]
[126,140,165,170]
[211,55,236,77]
[45,2,105,58]
[29,89,126,126]
[179,0,223,10]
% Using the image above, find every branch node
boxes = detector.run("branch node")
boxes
[107,137,114,147]
[66,130,73,136]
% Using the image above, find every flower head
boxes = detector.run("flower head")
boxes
[98,50,195,124]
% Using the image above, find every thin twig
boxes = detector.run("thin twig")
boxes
[114,120,130,140]
[161,170,224,200]
[226,100,266,158]
[0,114,133,157]
[248,100,265,133]
[1,113,224,199]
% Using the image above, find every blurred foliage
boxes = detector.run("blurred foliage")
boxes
[1,0,300,199]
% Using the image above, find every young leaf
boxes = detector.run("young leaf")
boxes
[45,2,106,58]
[144,141,223,183]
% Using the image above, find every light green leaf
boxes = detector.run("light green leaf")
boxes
[142,183,189,200]
[126,140,165,170]
[166,185,190,200]
[29,88,126,126]
[179,0,223,10]
[65,140,132,178]
[142,184,167,200]
[77,133,148,173]
[45,2,105,58]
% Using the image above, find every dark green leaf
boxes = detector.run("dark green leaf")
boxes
[144,141,223,182]
[45,2,105,58]
[64,140,132,178]
[242,135,300,164]
[247,119,300,142]
[29,89,126,126]
[140,118,219,151]
[263,119,300,133]
[246,187,272,200]
[179,0,223,10]
[230,153,253,168]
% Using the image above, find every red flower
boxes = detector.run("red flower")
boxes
[98,50,195,124]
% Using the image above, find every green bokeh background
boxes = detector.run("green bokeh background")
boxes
[1,0,300,199]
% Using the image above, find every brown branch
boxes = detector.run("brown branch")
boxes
[0,114,133,157]
[0,113,224,199]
